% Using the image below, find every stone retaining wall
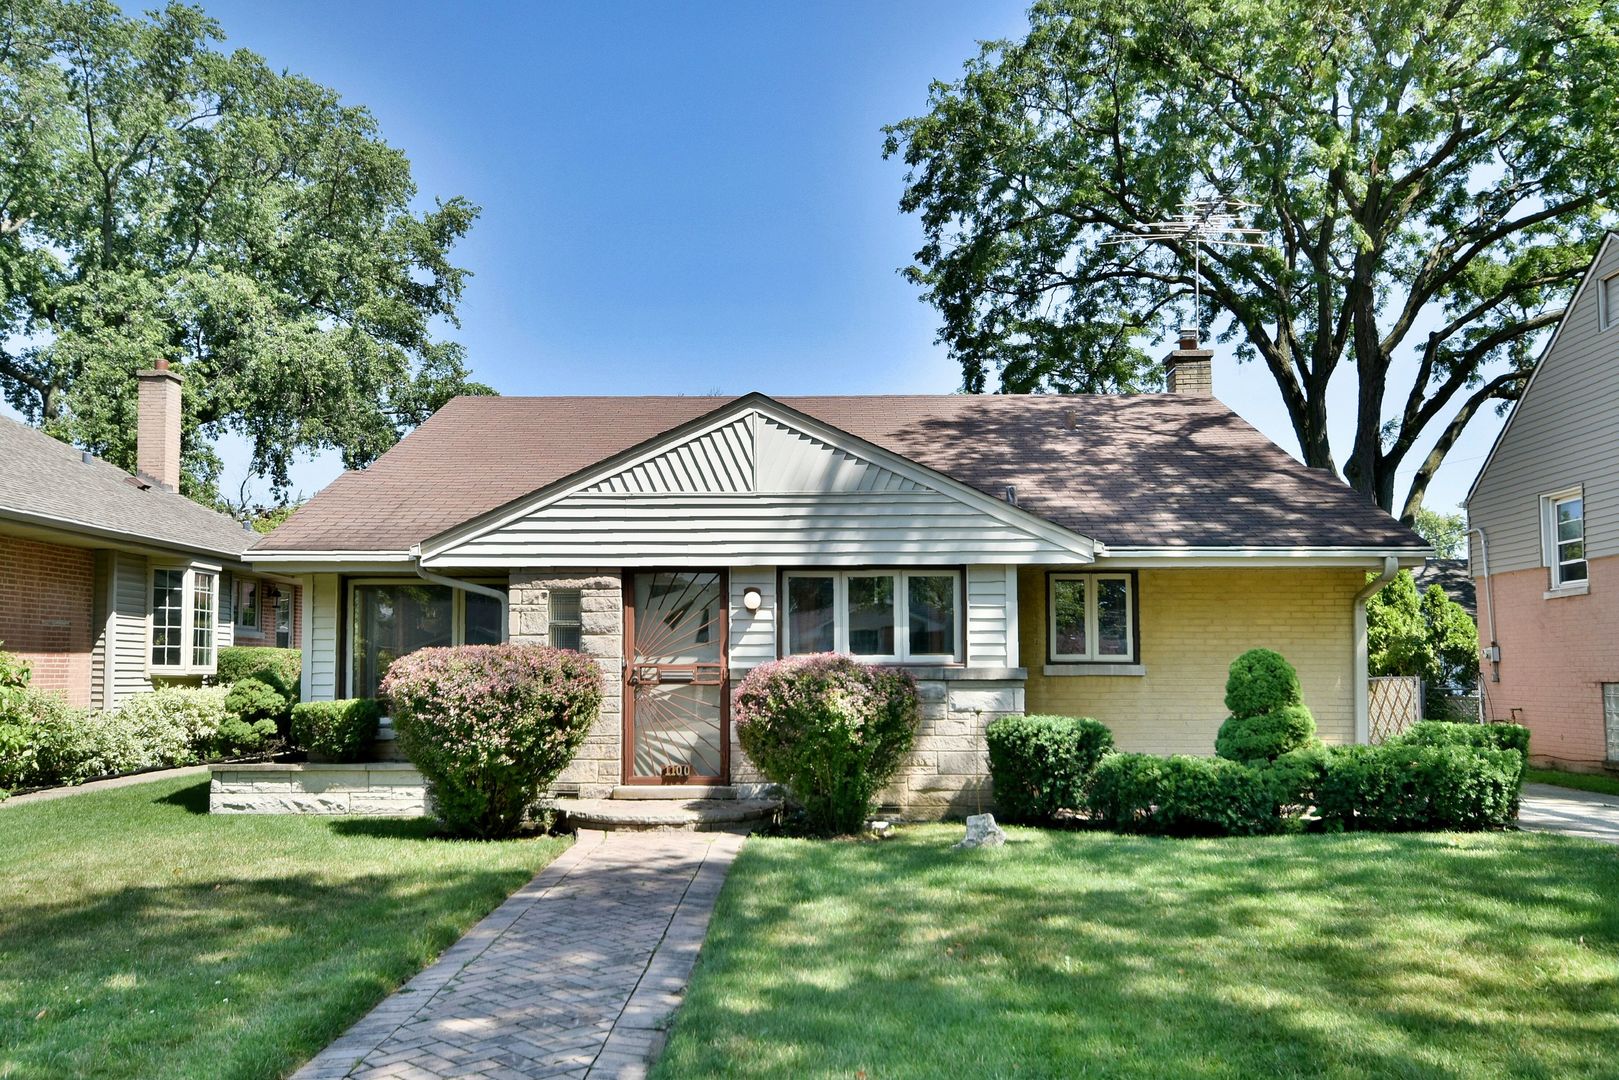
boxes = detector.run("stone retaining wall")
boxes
[209,762,427,815]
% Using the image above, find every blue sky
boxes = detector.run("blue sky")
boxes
[190,1,1500,515]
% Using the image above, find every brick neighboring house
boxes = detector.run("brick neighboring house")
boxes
[0,364,301,708]
[249,337,1429,819]
[1466,233,1619,772]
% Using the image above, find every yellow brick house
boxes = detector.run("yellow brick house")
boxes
[247,342,1427,819]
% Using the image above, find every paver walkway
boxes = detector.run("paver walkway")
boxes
[1519,783,1619,847]
[294,828,743,1080]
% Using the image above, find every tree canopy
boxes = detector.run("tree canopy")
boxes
[0,0,491,503]
[885,0,1619,519]
[1366,569,1478,715]
[1412,507,1467,559]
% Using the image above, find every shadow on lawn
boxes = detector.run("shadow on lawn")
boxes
[659,831,1619,1079]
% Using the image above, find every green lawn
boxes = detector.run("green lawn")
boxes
[655,826,1619,1079]
[0,775,568,1080]
[1526,767,1619,798]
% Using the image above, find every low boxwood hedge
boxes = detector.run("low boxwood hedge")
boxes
[1315,741,1522,831]
[291,699,383,762]
[1087,752,1278,837]
[216,646,301,695]
[985,714,1114,823]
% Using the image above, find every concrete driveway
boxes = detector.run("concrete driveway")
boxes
[1518,783,1619,846]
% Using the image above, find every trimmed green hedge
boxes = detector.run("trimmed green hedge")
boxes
[1315,742,1522,831]
[985,714,1114,823]
[216,646,301,696]
[291,699,383,762]
[1087,753,1278,836]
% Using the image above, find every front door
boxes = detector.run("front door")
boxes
[623,570,728,784]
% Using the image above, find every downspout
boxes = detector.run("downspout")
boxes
[412,552,509,640]
[1467,526,1500,687]
[1353,556,1400,744]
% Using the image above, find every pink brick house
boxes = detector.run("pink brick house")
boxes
[1466,233,1619,772]
[0,366,300,707]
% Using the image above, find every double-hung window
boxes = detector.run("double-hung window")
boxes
[235,579,259,629]
[1048,573,1136,663]
[1543,488,1587,590]
[782,569,961,663]
[150,565,218,674]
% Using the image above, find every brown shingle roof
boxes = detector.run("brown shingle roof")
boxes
[0,416,250,558]
[256,393,1424,553]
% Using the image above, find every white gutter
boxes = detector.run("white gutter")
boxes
[1352,556,1401,744]
[1469,526,1500,686]
[412,552,509,640]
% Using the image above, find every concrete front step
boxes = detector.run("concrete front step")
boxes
[610,785,739,801]
[552,797,780,832]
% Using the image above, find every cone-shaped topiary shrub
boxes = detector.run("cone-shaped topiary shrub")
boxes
[1216,649,1317,763]
[384,644,602,839]
[733,654,918,836]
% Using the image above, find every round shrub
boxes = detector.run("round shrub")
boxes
[1223,648,1303,718]
[214,716,279,757]
[1087,752,1277,837]
[217,646,302,695]
[383,644,602,839]
[985,714,1114,823]
[224,677,290,728]
[1215,704,1317,764]
[291,699,383,762]
[732,655,919,836]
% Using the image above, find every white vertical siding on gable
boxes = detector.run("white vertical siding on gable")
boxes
[109,553,151,707]
[728,567,777,671]
[966,565,1013,666]
[1470,238,1619,572]
[308,573,340,701]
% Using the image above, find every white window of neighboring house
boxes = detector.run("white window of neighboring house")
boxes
[150,566,219,674]
[235,578,259,628]
[1048,573,1137,663]
[1542,488,1588,590]
[1601,274,1619,331]
[781,569,961,663]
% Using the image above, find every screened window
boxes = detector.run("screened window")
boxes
[349,582,507,697]
[1049,573,1136,662]
[235,579,259,628]
[548,588,582,650]
[150,566,218,673]
[782,570,959,662]
[1544,490,1587,589]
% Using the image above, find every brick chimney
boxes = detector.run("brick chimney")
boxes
[136,359,183,491]
[1164,326,1214,397]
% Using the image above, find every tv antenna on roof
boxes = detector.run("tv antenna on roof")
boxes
[1102,198,1266,347]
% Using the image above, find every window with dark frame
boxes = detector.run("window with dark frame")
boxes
[781,569,961,662]
[1048,572,1136,663]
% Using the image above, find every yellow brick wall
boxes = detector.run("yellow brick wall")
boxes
[1020,567,1363,754]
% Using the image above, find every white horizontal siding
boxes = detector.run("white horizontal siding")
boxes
[1470,237,1619,573]
[440,493,1077,567]
[307,573,340,701]
[728,567,776,670]
[965,565,1013,666]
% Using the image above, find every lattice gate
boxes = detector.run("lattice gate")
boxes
[1368,675,1424,743]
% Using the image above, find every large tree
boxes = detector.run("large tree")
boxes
[885,0,1619,519]
[0,0,490,503]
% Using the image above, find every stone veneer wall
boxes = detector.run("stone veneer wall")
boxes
[210,763,426,815]
[509,569,623,798]
[882,671,1025,818]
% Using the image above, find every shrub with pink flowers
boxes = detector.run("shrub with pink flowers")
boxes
[733,654,919,836]
[382,643,602,838]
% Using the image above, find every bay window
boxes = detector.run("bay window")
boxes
[349,581,507,697]
[782,569,960,663]
[1049,573,1136,663]
[150,565,218,674]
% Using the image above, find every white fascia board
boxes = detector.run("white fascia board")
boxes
[245,550,415,574]
[1463,231,1618,508]
[419,394,1099,563]
[1093,546,1432,568]
[421,549,1085,570]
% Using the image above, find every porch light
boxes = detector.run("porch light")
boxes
[741,586,763,613]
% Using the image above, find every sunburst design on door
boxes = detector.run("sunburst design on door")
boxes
[629,572,726,780]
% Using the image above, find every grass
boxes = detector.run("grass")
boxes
[1526,767,1619,798]
[655,826,1619,1079]
[0,775,569,1080]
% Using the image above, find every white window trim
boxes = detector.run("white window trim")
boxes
[1048,572,1137,664]
[345,577,507,698]
[1601,273,1619,331]
[781,569,963,664]
[1540,486,1588,593]
[147,563,220,676]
